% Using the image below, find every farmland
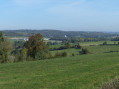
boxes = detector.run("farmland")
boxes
[1,0,119,88]
[0,41,119,89]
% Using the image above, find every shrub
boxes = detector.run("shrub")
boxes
[26,56,34,61]
[36,51,46,60]
[75,44,82,49]
[81,48,89,54]
[50,46,67,51]
[114,42,116,44]
[46,52,53,59]
[54,52,67,58]
[72,53,75,56]
[62,52,67,57]
[65,41,71,49]
[58,46,67,50]
[54,52,62,58]
[103,42,107,45]
[100,78,119,89]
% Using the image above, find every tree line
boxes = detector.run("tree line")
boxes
[0,32,52,63]
[0,31,90,63]
[2,30,115,38]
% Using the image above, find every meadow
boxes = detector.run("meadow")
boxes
[0,41,119,89]
[50,41,119,56]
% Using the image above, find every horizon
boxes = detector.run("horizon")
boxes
[1,0,119,32]
[0,29,119,33]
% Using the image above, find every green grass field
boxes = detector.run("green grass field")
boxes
[50,48,80,56]
[1,41,119,89]
[50,41,119,56]
[0,53,119,89]
[79,41,119,46]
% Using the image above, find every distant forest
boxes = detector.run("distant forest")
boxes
[1,30,118,38]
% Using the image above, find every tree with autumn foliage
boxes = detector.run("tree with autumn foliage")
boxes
[25,33,49,60]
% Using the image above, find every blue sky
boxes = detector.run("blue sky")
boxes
[0,0,119,31]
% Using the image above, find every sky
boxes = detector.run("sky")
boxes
[0,0,119,31]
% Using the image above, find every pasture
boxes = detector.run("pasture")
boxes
[50,41,119,56]
[0,41,119,89]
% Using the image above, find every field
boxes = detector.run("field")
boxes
[0,41,119,89]
[50,41,119,56]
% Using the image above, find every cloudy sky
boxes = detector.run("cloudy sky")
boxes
[0,0,119,31]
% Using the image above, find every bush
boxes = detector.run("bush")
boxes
[58,46,67,50]
[54,52,67,58]
[54,52,62,58]
[62,52,67,57]
[38,52,46,60]
[50,46,67,51]
[103,42,107,45]
[75,44,82,49]
[100,78,119,89]
[46,52,53,59]
[72,53,75,56]
[26,56,34,61]
[81,48,89,54]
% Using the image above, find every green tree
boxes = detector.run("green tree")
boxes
[80,48,89,54]
[103,41,107,45]
[79,37,84,42]
[25,33,47,60]
[65,41,71,49]
[0,32,12,63]
[21,48,28,61]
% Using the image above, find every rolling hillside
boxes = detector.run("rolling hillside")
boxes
[1,30,116,38]
[0,52,119,89]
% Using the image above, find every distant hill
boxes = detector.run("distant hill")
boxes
[1,29,117,38]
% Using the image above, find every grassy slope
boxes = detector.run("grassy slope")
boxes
[50,42,119,56]
[80,41,119,46]
[0,52,119,89]
[1,41,119,89]
[50,48,80,56]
